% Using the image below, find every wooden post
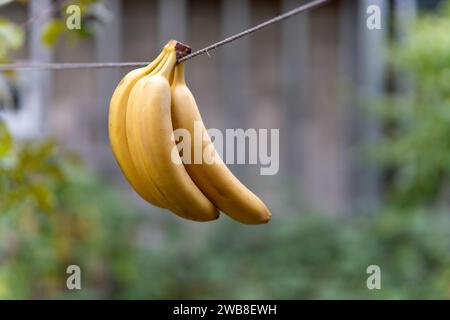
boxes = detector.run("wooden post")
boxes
[281,0,310,207]
[6,0,53,139]
[300,0,345,214]
[219,0,250,177]
[157,0,187,47]
[188,0,221,132]
[394,0,417,37]
[95,0,122,175]
[393,0,416,91]
[247,0,283,207]
[29,0,53,137]
[337,0,358,214]
[121,0,158,60]
[354,0,389,211]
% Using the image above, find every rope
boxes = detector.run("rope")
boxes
[179,0,329,62]
[0,61,149,71]
[0,0,330,71]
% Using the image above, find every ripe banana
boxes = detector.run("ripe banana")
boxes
[126,47,219,222]
[109,41,176,208]
[109,40,271,224]
[170,63,271,224]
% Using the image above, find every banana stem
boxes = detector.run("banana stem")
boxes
[153,52,169,75]
[143,48,166,74]
[146,41,189,77]
[158,49,176,79]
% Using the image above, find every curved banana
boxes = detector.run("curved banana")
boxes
[170,63,271,224]
[109,42,175,208]
[126,47,219,222]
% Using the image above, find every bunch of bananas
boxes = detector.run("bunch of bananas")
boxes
[109,40,271,224]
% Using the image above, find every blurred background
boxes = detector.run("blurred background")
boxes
[1,0,450,299]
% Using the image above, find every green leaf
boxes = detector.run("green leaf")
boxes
[0,121,12,158]
[0,18,24,61]
[41,20,65,47]
[0,18,24,49]
[29,184,55,213]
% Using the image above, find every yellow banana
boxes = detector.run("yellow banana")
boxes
[109,41,175,208]
[170,63,271,224]
[126,47,219,222]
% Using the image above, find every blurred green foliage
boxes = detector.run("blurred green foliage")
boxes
[0,17,24,63]
[1,1,450,300]
[41,0,107,47]
[370,1,450,207]
[0,0,102,50]
[0,121,140,299]
[123,211,450,299]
